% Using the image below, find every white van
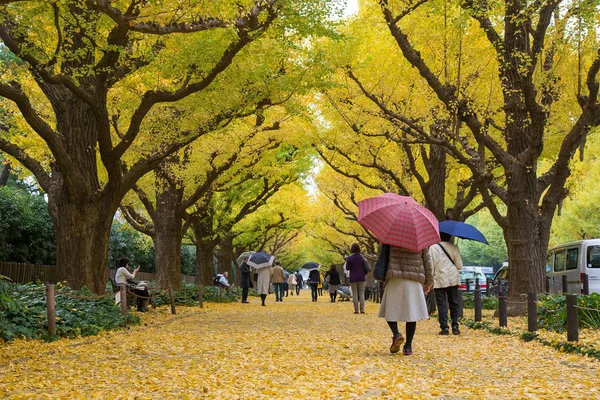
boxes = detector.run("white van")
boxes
[546,239,600,295]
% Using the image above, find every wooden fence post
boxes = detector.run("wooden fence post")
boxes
[168,286,176,315]
[486,278,491,297]
[527,292,537,332]
[465,279,471,293]
[457,291,463,319]
[198,285,204,308]
[474,288,482,322]
[582,274,589,296]
[120,284,128,315]
[562,275,568,294]
[46,283,56,337]
[545,276,550,294]
[566,294,578,342]
[498,295,508,328]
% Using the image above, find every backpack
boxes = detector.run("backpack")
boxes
[213,274,223,285]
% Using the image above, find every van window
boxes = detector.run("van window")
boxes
[554,251,566,272]
[587,246,600,268]
[546,253,554,272]
[566,248,578,270]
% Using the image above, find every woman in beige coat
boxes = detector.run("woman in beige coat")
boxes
[256,266,273,306]
[378,245,433,356]
[287,272,297,296]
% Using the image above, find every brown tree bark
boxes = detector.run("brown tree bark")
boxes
[0,2,279,293]
[0,163,9,186]
[153,173,184,290]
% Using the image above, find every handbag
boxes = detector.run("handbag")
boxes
[373,244,390,281]
[362,256,372,274]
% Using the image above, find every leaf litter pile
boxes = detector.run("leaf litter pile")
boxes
[1,290,599,399]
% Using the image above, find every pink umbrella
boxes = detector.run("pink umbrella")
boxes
[357,193,440,252]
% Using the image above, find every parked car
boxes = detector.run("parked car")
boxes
[462,266,495,281]
[458,270,487,291]
[488,265,508,297]
[546,239,600,295]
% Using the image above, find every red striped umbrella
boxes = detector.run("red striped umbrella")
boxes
[357,193,440,252]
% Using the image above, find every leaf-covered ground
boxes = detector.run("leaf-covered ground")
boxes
[1,290,599,399]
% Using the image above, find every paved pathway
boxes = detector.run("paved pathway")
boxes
[1,290,599,399]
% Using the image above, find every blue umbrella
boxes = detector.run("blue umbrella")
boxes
[439,221,488,244]
[246,251,275,269]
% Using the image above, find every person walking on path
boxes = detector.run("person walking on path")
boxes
[287,272,297,296]
[325,265,341,303]
[429,232,463,335]
[295,272,303,295]
[256,265,273,306]
[272,261,286,302]
[345,244,367,314]
[284,269,290,297]
[378,244,433,356]
[240,261,253,304]
[317,272,324,296]
[308,268,320,302]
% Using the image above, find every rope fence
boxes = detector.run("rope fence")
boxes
[7,282,178,337]
[464,281,600,344]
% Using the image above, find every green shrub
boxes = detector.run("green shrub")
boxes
[1,282,139,341]
[150,283,240,306]
[461,292,498,310]
[537,293,600,333]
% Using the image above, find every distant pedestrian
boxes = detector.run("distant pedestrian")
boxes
[345,244,367,314]
[325,266,341,303]
[317,272,324,296]
[308,268,320,302]
[295,272,303,295]
[378,244,433,356]
[429,232,463,335]
[240,261,253,304]
[272,261,286,302]
[256,265,273,306]
[288,272,297,296]
[284,269,290,297]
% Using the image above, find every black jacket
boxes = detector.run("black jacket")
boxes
[308,269,320,284]
[325,269,341,285]
[240,262,253,288]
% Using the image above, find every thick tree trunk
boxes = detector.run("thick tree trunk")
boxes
[195,239,216,287]
[49,197,116,293]
[0,163,9,186]
[504,195,547,315]
[153,177,184,290]
[422,144,447,221]
[218,235,237,284]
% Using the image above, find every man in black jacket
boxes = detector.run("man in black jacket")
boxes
[295,272,303,295]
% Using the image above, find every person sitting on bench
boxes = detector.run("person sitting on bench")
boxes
[115,257,150,312]
[216,271,232,295]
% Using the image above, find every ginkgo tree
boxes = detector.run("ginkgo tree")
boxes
[0,0,340,292]
[336,0,600,312]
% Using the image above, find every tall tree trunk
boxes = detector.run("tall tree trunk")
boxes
[191,214,216,286]
[422,144,447,221]
[153,172,184,290]
[195,239,216,287]
[0,163,9,186]
[218,235,237,284]
[504,171,547,314]
[49,195,117,293]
